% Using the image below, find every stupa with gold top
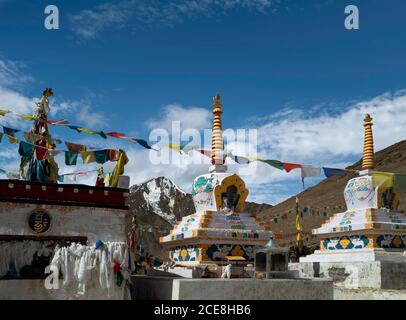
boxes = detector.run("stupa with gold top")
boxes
[297,115,406,288]
[160,95,272,266]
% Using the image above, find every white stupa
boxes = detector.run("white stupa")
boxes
[160,95,272,266]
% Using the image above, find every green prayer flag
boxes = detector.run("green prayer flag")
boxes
[394,174,406,193]
[258,159,284,170]
[65,151,79,166]
[94,150,109,164]
[78,128,107,139]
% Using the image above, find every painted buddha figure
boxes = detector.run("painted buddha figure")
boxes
[221,185,240,215]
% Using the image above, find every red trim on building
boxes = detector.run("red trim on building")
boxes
[0,179,129,210]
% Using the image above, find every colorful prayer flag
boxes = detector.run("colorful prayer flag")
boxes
[80,151,96,164]
[106,132,126,138]
[65,151,79,166]
[0,109,10,116]
[228,154,250,164]
[94,150,110,164]
[47,119,70,125]
[15,113,36,121]
[18,141,34,157]
[196,149,211,158]
[65,141,87,152]
[323,167,346,178]
[77,128,107,139]
[372,171,394,188]
[301,165,321,189]
[3,126,19,137]
[283,162,302,172]
[6,135,18,144]
[258,159,284,170]
[394,174,406,193]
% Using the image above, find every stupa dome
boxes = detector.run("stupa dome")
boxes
[192,172,249,213]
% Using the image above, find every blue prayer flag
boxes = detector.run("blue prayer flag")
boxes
[323,167,346,178]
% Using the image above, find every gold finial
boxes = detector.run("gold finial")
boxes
[361,114,374,170]
[213,94,221,104]
[211,94,225,167]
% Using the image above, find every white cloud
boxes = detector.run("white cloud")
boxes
[147,104,211,134]
[0,57,106,129]
[70,0,276,39]
[254,91,406,163]
[0,58,32,87]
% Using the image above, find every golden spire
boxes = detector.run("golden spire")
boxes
[361,114,374,170]
[211,94,226,170]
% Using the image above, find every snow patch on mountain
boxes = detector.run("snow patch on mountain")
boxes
[136,177,188,224]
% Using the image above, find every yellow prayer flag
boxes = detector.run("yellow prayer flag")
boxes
[111,150,128,188]
[103,173,111,186]
[80,151,96,164]
[78,128,96,134]
[6,135,18,144]
[296,213,301,232]
[168,143,181,153]
[0,109,11,116]
[372,171,394,189]
[247,156,260,162]
[15,113,35,121]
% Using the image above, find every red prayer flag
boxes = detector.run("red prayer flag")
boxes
[283,162,302,172]
[35,146,48,161]
[65,141,86,152]
[196,149,211,158]
[47,119,70,125]
[108,149,120,161]
[106,132,126,138]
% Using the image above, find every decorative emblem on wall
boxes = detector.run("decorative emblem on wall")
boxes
[322,235,370,250]
[376,234,406,249]
[28,209,51,234]
[205,243,256,261]
[171,245,200,261]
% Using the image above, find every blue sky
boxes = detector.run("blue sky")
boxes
[0,0,406,204]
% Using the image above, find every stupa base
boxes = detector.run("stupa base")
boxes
[291,250,406,289]
[300,248,406,263]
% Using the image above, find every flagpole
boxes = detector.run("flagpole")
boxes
[295,196,302,251]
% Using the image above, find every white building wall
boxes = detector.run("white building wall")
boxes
[0,202,128,243]
[0,201,130,300]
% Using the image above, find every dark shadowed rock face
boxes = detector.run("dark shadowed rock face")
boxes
[129,176,194,225]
